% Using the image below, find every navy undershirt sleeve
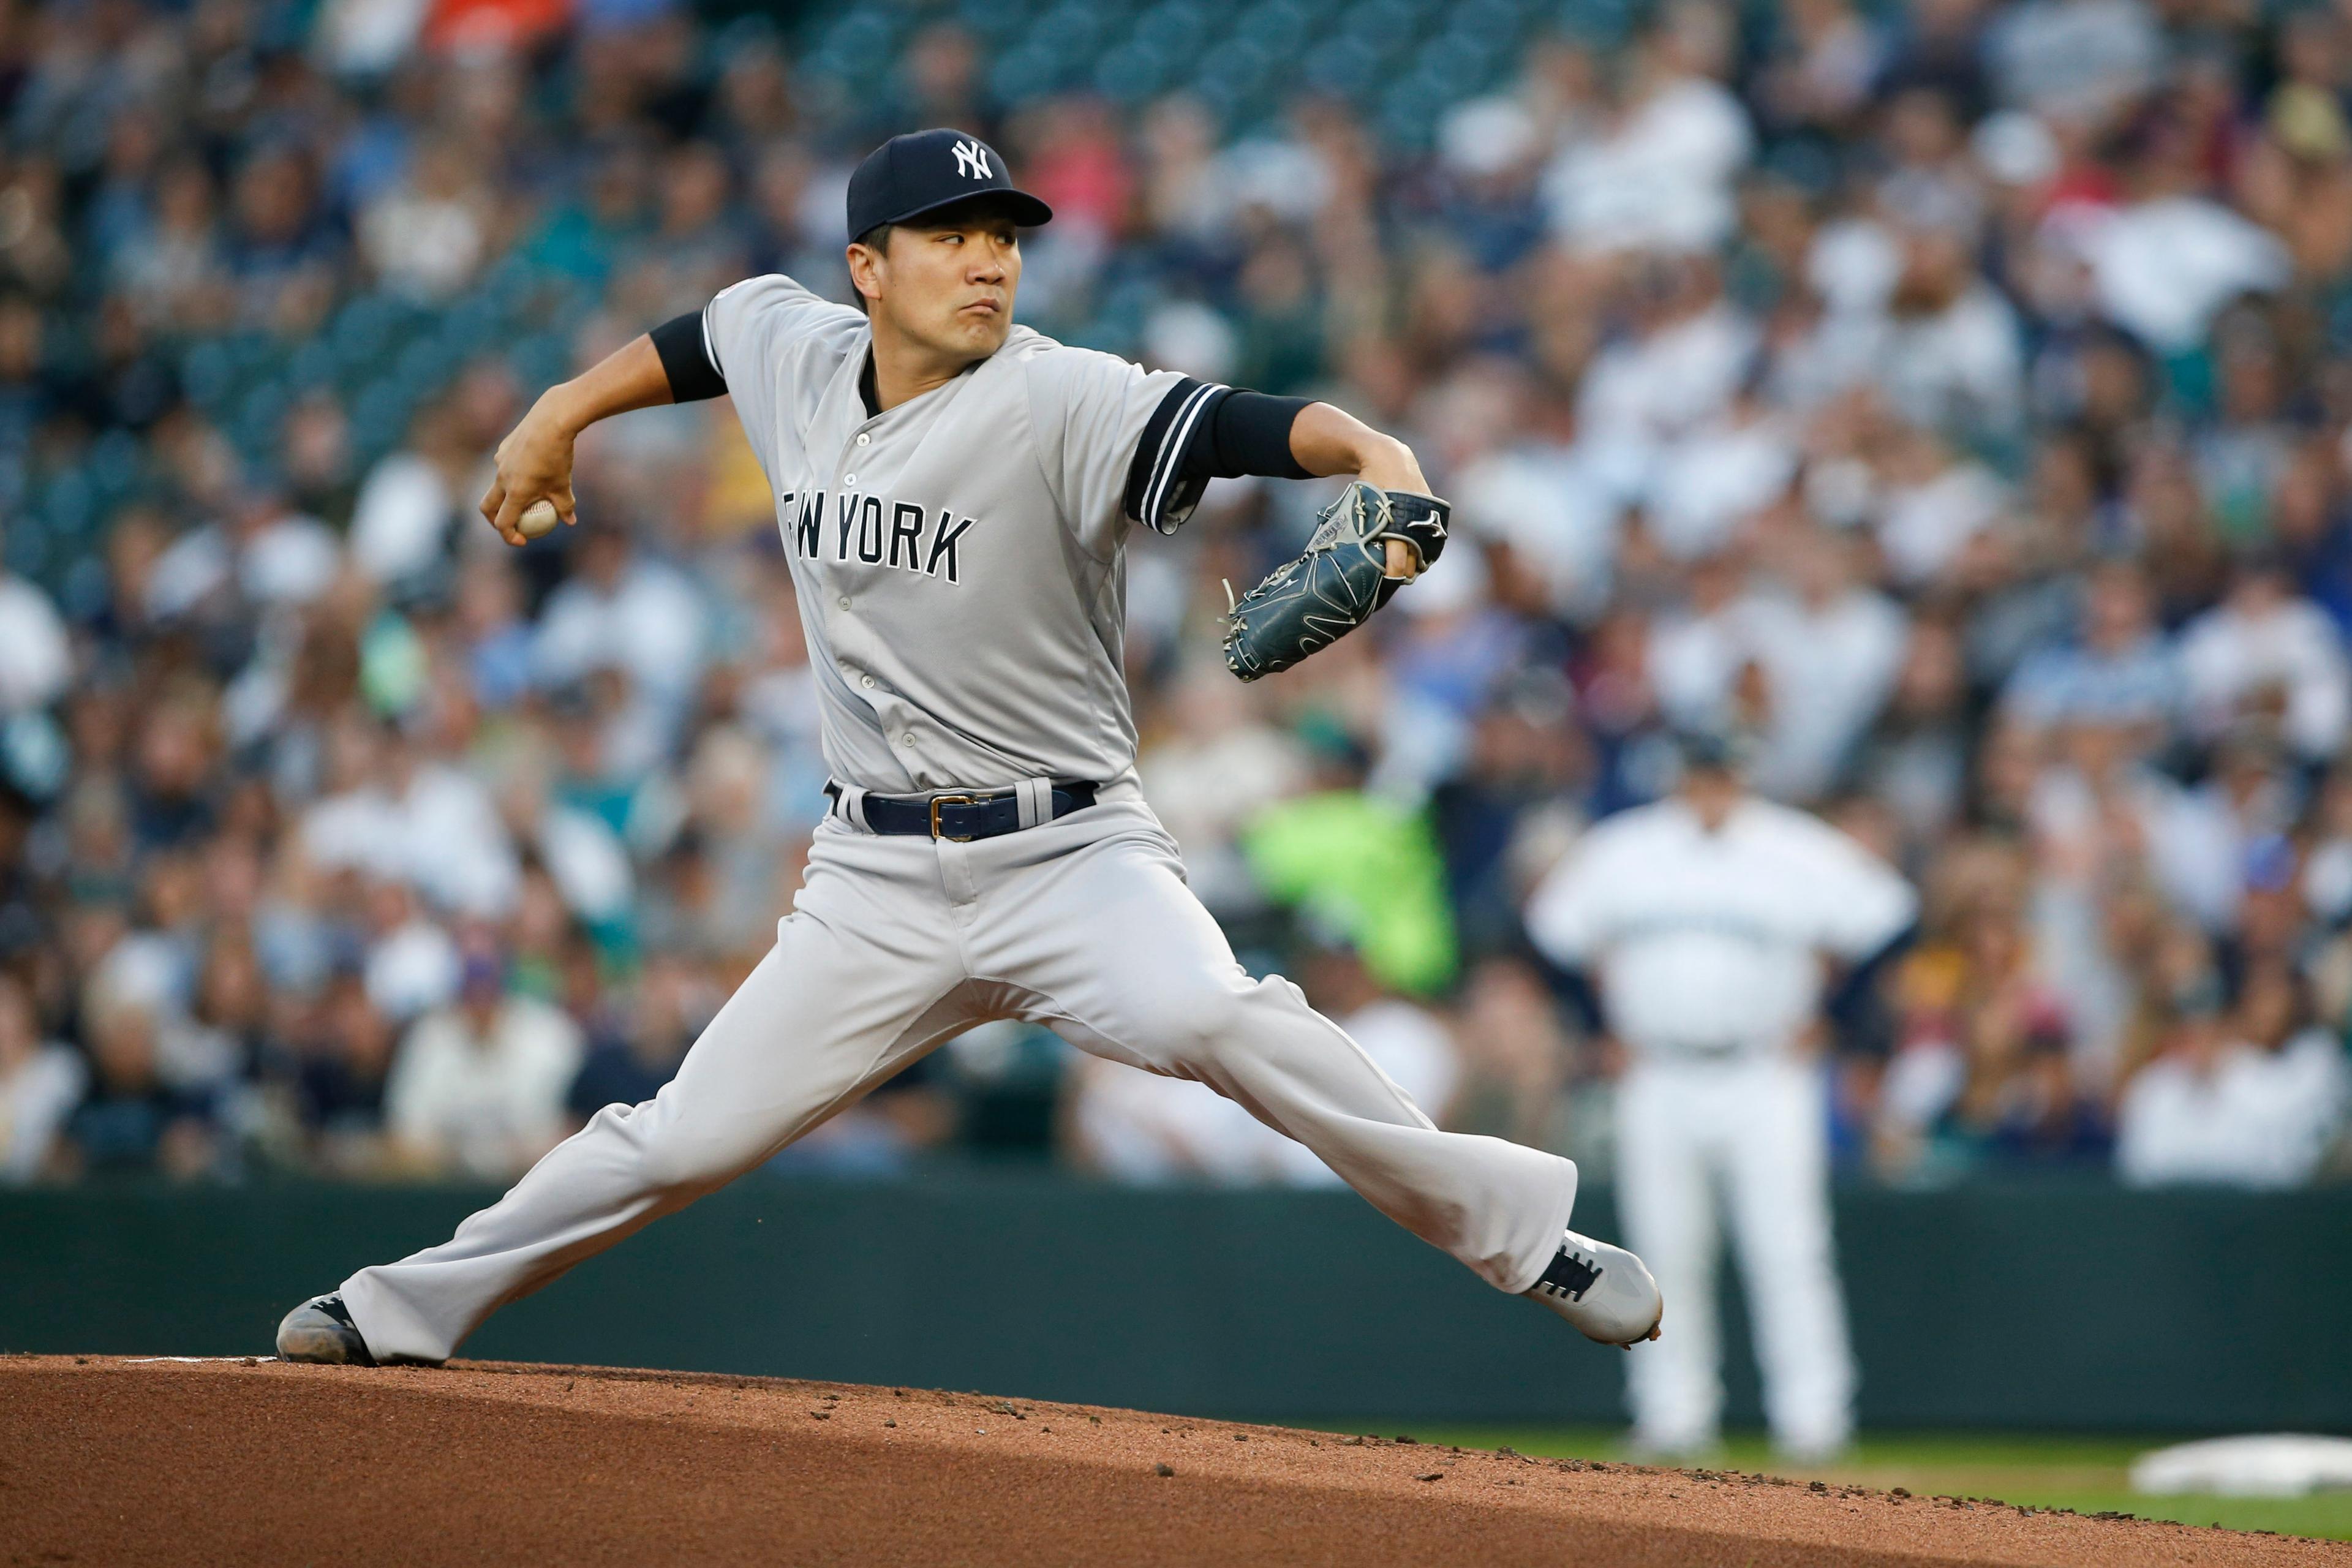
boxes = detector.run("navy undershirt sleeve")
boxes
[651,311,727,402]
[1208,391,1314,480]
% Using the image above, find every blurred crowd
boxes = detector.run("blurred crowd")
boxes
[1,0,2350,1190]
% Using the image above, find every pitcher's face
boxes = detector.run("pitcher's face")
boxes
[854,204,1022,364]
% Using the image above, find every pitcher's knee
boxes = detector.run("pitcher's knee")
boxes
[612,1099,761,1192]
[1129,979,1259,1075]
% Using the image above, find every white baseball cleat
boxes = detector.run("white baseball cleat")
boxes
[1524,1229,1664,1348]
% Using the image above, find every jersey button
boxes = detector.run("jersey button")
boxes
[856,433,870,446]
[836,595,850,609]
[843,474,857,486]
[861,675,875,689]
[900,734,916,747]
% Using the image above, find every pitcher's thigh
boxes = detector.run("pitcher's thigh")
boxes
[994,837,1260,1066]
[1038,875,1343,1077]
[627,907,973,1186]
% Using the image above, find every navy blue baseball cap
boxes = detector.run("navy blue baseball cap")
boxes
[846,129,1054,244]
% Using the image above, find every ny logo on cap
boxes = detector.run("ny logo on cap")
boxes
[952,139,992,180]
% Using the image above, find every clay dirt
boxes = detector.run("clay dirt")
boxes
[2,1355,2345,1566]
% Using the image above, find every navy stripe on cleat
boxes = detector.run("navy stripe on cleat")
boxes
[1525,1230,1664,1349]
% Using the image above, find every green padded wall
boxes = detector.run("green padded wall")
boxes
[4,1174,2346,1431]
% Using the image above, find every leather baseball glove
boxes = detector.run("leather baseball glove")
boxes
[1221,481,1450,682]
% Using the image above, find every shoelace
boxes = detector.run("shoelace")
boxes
[1536,1248,1603,1302]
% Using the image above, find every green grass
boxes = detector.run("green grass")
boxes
[1281,1425,2352,1542]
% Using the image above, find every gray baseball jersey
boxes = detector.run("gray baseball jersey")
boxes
[705,274,1213,798]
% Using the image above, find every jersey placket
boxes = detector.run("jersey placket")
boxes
[816,393,929,787]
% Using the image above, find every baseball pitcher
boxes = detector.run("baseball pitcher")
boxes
[274,130,1662,1367]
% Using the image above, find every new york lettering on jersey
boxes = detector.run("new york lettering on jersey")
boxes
[781,490,979,582]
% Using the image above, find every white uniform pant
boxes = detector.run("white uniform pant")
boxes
[342,801,1578,1363]
[1615,1054,1853,1455]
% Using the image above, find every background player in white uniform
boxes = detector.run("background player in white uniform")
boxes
[273,129,1661,1367]
[1527,733,1915,1460]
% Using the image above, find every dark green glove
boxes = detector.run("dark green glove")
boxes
[1220,481,1452,682]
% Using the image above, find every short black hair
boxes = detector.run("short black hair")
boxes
[850,222,894,315]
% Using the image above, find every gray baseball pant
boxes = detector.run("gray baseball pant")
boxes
[341,800,1578,1363]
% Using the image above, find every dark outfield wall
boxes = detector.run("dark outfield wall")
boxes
[3,1172,2346,1431]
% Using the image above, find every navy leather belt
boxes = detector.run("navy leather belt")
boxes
[827,780,1098,841]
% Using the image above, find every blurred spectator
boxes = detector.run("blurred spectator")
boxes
[2177,556,2352,764]
[1876,875,2108,1177]
[1241,739,1458,996]
[1988,0,2158,123]
[565,952,705,1123]
[0,557,70,716]
[2002,559,2176,737]
[1545,4,1753,256]
[1137,662,1308,918]
[61,981,219,1180]
[361,140,497,304]
[385,946,584,1179]
[280,971,403,1175]
[2116,960,2350,1188]
[532,520,706,710]
[1444,956,1584,1158]
[0,972,82,1183]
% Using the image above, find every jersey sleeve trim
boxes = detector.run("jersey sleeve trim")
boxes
[1124,380,1319,534]
[1124,377,1231,535]
[701,276,767,380]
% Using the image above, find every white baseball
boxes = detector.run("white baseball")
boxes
[518,499,562,540]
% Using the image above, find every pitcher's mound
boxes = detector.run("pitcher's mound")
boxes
[1,1356,2339,1566]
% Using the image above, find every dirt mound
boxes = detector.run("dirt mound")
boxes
[1,1356,2341,1566]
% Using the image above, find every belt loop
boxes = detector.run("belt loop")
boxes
[837,784,870,832]
[1015,777,1049,829]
